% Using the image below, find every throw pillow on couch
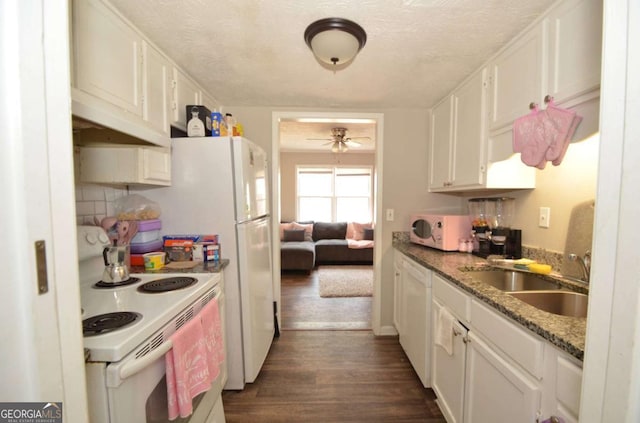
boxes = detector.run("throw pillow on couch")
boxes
[347,222,374,240]
[282,229,306,242]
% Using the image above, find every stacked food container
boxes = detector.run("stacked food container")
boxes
[129,219,163,266]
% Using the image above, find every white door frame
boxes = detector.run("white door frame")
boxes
[271,111,384,334]
[0,0,88,420]
[580,0,640,420]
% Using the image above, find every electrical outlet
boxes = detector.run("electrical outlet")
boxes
[386,209,394,221]
[539,207,550,228]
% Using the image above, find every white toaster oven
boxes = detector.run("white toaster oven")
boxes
[409,214,471,251]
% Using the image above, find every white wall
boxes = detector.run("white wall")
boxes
[227,106,462,328]
[495,133,599,252]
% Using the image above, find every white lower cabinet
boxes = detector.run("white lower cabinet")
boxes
[393,251,403,334]
[431,273,582,423]
[464,331,541,422]
[432,299,467,423]
[399,256,432,387]
[542,345,583,423]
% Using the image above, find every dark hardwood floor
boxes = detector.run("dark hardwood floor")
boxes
[221,270,446,422]
[222,331,446,422]
[279,269,372,330]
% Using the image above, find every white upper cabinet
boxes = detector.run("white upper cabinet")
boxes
[142,41,169,136]
[429,96,454,189]
[71,0,218,146]
[73,0,142,117]
[429,0,601,193]
[546,0,602,106]
[170,67,202,132]
[488,24,546,133]
[451,69,487,188]
[429,68,530,192]
[430,69,486,191]
[79,145,171,186]
[489,0,602,130]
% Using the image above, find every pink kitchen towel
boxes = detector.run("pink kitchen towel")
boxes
[165,313,212,420]
[200,298,225,382]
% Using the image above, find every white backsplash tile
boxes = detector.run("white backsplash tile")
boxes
[82,184,107,201]
[75,183,128,224]
[75,201,95,216]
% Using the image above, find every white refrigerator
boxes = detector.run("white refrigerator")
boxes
[144,136,274,389]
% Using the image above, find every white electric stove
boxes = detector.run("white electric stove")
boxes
[77,225,227,423]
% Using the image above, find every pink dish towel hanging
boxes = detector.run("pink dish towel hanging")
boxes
[513,105,549,169]
[200,298,225,382]
[166,314,212,420]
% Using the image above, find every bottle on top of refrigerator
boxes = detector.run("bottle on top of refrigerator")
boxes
[187,106,205,137]
[225,113,236,136]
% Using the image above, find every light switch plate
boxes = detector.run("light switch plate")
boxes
[386,209,394,221]
[539,207,550,228]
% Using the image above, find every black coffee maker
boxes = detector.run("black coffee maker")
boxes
[468,197,522,259]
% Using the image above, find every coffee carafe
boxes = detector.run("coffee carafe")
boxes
[468,198,494,257]
[468,197,522,259]
[102,245,130,283]
[489,197,521,258]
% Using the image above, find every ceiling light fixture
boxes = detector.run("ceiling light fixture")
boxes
[304,18,367,66]
[331,140,348,153]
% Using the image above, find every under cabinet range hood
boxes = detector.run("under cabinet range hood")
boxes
[71,93,171,148]
[72,116,161,147]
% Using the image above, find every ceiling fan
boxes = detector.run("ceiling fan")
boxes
[307,127,371,153]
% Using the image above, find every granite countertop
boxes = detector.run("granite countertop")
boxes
[393,240,588,361]
[130,259,230,275]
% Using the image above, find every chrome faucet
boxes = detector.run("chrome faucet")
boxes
[568,250,591,283]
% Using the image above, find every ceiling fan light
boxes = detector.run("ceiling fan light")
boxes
[304,18,367,66]
[331,141,349,153]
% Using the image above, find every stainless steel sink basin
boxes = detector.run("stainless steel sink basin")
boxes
[465,270,562,291]
[509,290,588,318]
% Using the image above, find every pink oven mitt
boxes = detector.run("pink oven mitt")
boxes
[513,105,549,168]
[543,99,582,165]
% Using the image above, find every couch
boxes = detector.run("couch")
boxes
[280,221,374,272]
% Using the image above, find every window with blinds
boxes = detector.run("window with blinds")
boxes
[296,166,373,222]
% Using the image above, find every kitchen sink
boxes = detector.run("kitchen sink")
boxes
[509,291,588,318]
[465,270,562,291]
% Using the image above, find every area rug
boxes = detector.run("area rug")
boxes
[318,265,373,298]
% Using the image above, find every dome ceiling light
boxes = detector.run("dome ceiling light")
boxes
[304,18,367,67]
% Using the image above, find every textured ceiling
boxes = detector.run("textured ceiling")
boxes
[279,121,377,153]
[108,0,556,150]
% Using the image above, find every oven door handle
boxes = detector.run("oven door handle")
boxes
[119,340,173,381]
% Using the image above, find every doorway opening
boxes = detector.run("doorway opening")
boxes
[271,111,384,332]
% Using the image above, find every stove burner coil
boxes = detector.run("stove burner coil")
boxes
[94,277,141,288]
[138,277,198,293]
[82,312,141,337]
